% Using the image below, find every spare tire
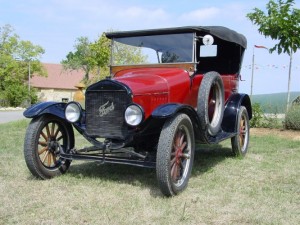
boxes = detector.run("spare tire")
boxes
[197,71,225,136]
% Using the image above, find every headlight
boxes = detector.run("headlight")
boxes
[124,104,144,126]
[65,102,82,123]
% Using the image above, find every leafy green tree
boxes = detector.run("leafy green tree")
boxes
[0,24,45,107]
[62,31,148,84]
[61,35,111,84]
[90,33,147,82]
[113,42,148,65]
[246,0,300,111]
[89,33,111,82]
[61,36,94,82]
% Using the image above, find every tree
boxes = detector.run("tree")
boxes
[61,35,111,83]
[246,0,300,111]
[61,31,148,84]
[61,36,94,82]
[89,33,111,82]
[90,33,147,82]
[113,42,148,66]
[0,24,46,106]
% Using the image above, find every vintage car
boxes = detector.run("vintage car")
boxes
[23,26,252,196]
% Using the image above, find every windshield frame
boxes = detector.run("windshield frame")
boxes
[110,32,196,66]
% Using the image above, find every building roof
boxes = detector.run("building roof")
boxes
[31,63,86,90]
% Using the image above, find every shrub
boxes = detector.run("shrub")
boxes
[284,105,300,130]
[261,105,281,129]
[0,91,9,107]
[250,103,264,128]
[250,103,283,129]
[3,83,38,107]
[262,114,280,129]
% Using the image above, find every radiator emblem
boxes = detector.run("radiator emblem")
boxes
[99,101,115,117]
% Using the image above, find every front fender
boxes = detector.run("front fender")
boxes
[152,103,197,119]
[222,93,252,133]
[151,103,202,141]
[23,101,67,119]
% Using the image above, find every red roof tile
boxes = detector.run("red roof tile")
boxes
[31,63,86,90]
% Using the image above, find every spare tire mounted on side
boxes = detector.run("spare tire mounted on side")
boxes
[197,71,225,136]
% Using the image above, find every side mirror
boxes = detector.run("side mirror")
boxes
[200,45,217,57]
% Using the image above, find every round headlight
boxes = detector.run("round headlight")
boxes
[125,104,143,126]
[65,102,82,123]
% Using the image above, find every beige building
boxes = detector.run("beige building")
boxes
[31,63,86,102]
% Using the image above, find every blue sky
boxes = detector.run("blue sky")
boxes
[1,0,299,95]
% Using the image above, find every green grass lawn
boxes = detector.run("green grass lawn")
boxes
[0,120,299,224]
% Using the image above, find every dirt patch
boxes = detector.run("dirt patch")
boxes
[251,128,300,141]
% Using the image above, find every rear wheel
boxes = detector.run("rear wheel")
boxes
[156,113,195,196]
[231,106,250,157]
[24,115,74,179]
[197,71,224,136]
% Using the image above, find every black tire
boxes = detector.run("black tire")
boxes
[156,113,195,197]
[197,71,225,136]
[231,106,250,157]
[24,114,74,179]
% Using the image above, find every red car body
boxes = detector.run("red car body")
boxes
[23,26,252,196]
[114,68,239,119]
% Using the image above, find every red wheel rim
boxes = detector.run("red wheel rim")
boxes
[170,126,191,186]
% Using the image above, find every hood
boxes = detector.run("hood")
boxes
[114,68,175,95]
[114,68,188,96]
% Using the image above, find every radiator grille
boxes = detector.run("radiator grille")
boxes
[85,90,131,139]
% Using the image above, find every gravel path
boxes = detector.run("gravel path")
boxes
[0,110,26,124]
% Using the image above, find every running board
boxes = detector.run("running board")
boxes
[207,130,237,144]
[61,153,156,168]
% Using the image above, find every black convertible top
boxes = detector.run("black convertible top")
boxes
[106,26,247,49]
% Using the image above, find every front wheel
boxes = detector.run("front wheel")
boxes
[156,113,195,197]
[231,106,250,157]
[24,115,74,179]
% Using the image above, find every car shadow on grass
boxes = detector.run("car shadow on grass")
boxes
[66,144,233,197]
[193,144,233,176]
[68,161,159,193]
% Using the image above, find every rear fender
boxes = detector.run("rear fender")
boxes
[23,102,67,120]
[222,93,252,133]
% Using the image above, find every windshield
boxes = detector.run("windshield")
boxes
[111,33,194,65]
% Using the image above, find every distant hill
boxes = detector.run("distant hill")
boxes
[251,92,300,113]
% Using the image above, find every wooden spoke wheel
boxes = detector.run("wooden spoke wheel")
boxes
[231,106,250,157]
[38,121,66,168]
[156,113,195,196]
[24,115,74,179]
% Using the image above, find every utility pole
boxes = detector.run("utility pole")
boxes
[28,59,31,106]
[250,45,268,98]
[250,46,255,98]
[286,51,293,112]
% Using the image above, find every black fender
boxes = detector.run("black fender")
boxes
[151,103,202,140]
[152,103,198,119]
[23,101,67,120]
[222,93,252,133]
